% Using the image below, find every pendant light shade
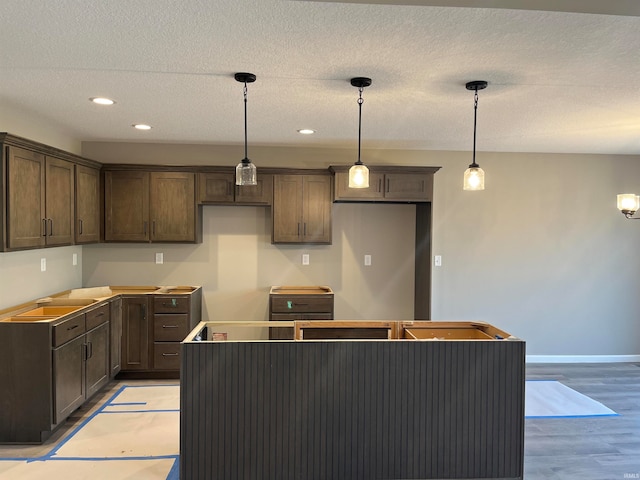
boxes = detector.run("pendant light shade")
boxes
[349,77,372,188]
[235,72,257,186]
[463,80,488,191]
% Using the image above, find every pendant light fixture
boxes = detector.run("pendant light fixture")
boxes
[463,80,488,191]
[235,72,257,186]
[349,77,372,188]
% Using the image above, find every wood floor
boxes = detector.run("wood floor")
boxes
[0,364,638,479]
[525,362,640,480]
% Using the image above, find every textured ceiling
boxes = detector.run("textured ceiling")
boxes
[1,0,639,154]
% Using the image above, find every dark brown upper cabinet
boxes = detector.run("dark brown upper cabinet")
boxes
[104,169,199,243]
[330,165,439,203]
[75,164,101,244]
[198,171,273,205]
[272,173,332,244]
[5,146,74,250]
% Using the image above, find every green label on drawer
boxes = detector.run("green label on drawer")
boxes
[287,301,293,309]
[171,298,177,307]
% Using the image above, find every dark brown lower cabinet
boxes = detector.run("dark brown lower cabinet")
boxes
[118,288,202,377]
[121,296,150,371]
[53,321,109,424]
[109,297,123,377]
[53,334,85,424]
[0,302,111,443]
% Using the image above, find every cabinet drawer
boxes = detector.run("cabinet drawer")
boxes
[86,303,109,330]
[53,314,86,347]
[270,296,333,313]
[153,314,189,341]
[153,342,181,370]
[153,296,190,313]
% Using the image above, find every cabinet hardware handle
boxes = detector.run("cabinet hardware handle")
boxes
[68,324,79,331]
[142,304,146,320]
[152,221,156,236]
[143,221,148,236]
[386,178,390,193]
[378,178,382,192]
[48,218,53,236]
[162,352,179,356]
[87,341,93,359]
[78,219,83,235]
[303,223,307,236]
[162,302,178,307]
[42,219,47,237]
[297,223,300,236]
[294,303,309,306]
[421,180,425,192]
[162,325,179,328]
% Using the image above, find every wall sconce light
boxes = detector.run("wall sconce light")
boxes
[463,80,488,191]
[235,72,257,186]
[349,77,372,188]
[617,193,640,218]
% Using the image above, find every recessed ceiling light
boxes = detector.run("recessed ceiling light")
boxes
[297,129,315,135]
[132,124,152,130]
[90,97,115,105]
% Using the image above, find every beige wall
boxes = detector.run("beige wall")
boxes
[83,203,417,323]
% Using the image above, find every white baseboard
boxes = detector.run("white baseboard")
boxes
[527,355,640,363]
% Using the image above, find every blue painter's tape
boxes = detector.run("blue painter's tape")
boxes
[166,457,180,480]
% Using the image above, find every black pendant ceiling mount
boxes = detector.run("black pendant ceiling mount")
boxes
[234,72,258,186]
[463,80,488,191]
[349,77,372,189]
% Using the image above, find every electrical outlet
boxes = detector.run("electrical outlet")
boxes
[40,258,46,272]
[72,253,78,266]
[434,255,442,267]
[302,254,310,265]
[364,254,372,266]
[155,252,164,264]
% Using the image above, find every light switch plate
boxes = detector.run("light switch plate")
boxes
[364,254,372,266]
[40,258,46,272]
[302,254,310,265]
[434,255,442,267]
[72,253,78,266]
[155,252,164,264]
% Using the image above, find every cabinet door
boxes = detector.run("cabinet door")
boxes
[384,173,433,201]
[302,175,332,243]
[150,172,196,242]
[75,165,101,243]
[109,297,122,377]
[272,175,304,243]
[235,173,273,205]
[53,334,86,424]
[198,172,234,203]
[121,297,149,370]
[6,146,46,249]
[104,171,150,242]
[85,322,110,398]
[334,171,385,201]
[44,156,74,246]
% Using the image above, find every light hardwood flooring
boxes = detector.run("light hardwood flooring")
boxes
[0,364,638,479]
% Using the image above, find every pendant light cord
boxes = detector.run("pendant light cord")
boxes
[357,86,364,165]
[243,82,248,162]
[471,88,479,168]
